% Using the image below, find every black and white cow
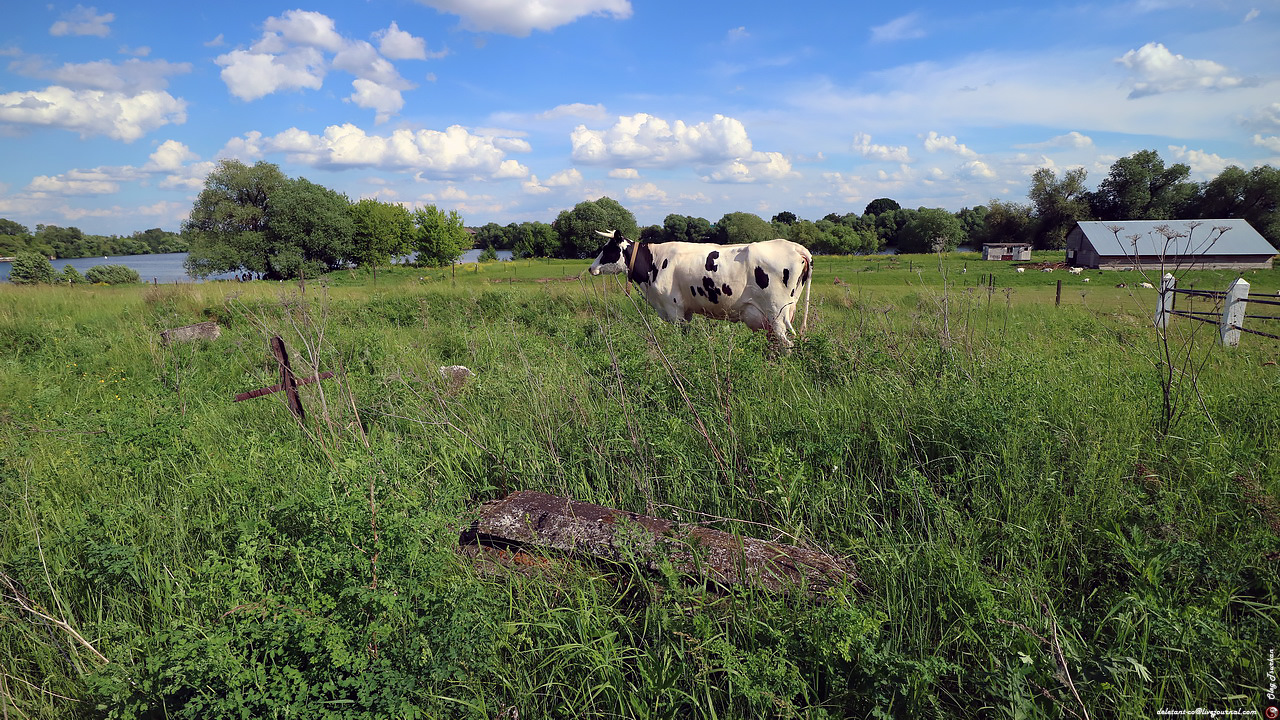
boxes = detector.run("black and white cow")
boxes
[587,230,813,346]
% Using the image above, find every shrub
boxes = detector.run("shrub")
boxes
[85,264,142,285]
[8,251,55,284]
[478,245,498,262]
[60,264,87,284]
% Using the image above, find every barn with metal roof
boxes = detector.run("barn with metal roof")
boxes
[1066,220,1276,270]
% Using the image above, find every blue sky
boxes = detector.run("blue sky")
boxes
[1,0,1277,235]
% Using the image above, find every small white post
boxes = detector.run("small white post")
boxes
[1155,273,1175,328]
[1220,277,1249,347]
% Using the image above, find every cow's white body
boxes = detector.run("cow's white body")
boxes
[588,232,812,346]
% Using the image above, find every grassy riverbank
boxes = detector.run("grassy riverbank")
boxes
[2,252,1278,718]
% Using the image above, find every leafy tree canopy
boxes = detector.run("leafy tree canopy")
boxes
[1089,149,1196,221]
[412,205,471,267]
[897,208,966,254]
[1029,167,1092,249]
[864,198,901,216]
[710,212,774,245]
[183,159,288,278]
[553,197,638,259]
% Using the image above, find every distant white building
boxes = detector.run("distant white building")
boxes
[981,242,1032,261]
[1066,220,1275,270]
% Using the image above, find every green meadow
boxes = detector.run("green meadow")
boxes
[2,252,1278,718]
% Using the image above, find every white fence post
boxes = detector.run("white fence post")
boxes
[1220,277,1249,347]
[1155,273,1175,329]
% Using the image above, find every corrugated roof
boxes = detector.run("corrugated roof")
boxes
[1075,220,1276,258]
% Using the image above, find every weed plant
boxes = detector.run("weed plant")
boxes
[1,254,1277,718]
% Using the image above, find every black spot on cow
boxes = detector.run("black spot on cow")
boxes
[754,266,769,288]
[782,268,790,287]
[628,242,657,285]
[721,284,733,297]
[692,285,705,297]
[598,239,621,266]
[705,250,719,272]
[662,258,669,269]
[702,276,722,304]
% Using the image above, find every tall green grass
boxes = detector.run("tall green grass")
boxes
[1,254,1278,718]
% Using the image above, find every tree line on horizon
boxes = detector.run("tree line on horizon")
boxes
[3,149,1277,282]
[0,221,186,260]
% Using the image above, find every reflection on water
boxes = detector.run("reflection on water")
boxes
[1,249,516,283]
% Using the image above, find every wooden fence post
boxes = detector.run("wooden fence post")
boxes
[1055,279,1062,307]
[1220,277,1249,347]
[1155,273,1175,328]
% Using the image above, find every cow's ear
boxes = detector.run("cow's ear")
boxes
[595,230,616,239]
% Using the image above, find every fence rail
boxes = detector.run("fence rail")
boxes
[1155,274,1277,346]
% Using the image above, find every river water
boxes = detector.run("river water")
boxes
[0,249,514,283]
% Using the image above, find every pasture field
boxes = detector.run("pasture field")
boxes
[1,252,1278,719]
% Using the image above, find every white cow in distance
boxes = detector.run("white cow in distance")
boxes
[588,231,813,347]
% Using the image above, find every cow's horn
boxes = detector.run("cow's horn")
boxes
[595,230,616,238]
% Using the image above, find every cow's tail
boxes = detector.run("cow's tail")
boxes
[800,253,813,335]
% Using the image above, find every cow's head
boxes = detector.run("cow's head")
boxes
[587,230,633,276]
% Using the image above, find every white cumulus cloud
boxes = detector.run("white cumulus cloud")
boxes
[0,86,186,142]
[415,0,633,36]
[1117,42,1249,98]
[1253,134,1280,152]
[545,168,583,186]
[257,123,530,180]
[852,132,913,163]
[609,168,639,179]
[1167,144,1236,177]
[216,48,327,101]
[348,79,405,123]
[375,21,443,60]
[259,10,346,53]
[50,5,113,37]
[922,131,977,157]
[571,113,755,168]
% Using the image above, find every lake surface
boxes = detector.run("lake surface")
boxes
[0,249,514,283]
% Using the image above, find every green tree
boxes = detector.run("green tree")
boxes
[710,212,774,245]
[1088,149,1196,221]
[954,206,989,246]
[349,198,413,281]
[263,177,354,279]
[662,214,713,244]
[8,252,55,284]
[183,159,288,279]
[478,245,499,262]
[864,198,901,216]
[771,211,799,225]
[511,222,560,258]
[35,224,87,259]
[873,208,914,248]
[980,199,1036,245]
[474,222,510,251]
[897,208,965,254]
[411,205,471,267]
[1183,164,1280,250]
[84,264,141,284]
[553,197,638,258]
[1029,167,1092,249]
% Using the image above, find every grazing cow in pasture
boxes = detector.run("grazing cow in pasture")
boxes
[587,230,813,347]
[1139,282,1155,289]
[1016,267,1025,273]
[1068,267,1083,275]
